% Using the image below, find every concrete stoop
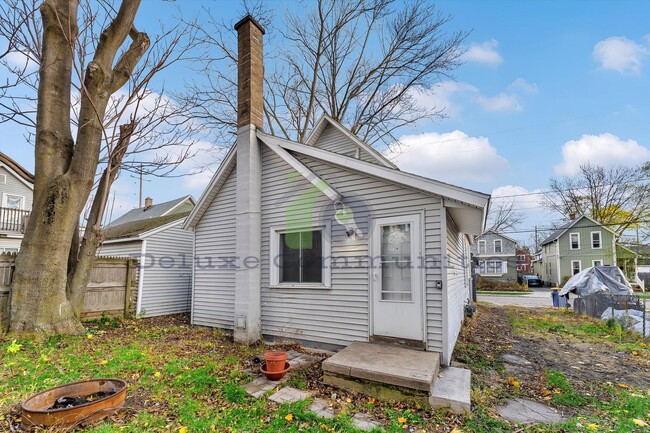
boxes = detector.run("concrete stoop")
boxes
[322,342,471,414]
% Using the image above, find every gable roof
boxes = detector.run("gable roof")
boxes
[540,215,617,246]
[304,115,398,169]
[479,229,519,245]
[0,152,34,188]
[108,195,195,227]
[185,131,489,235]
[104,211,190,241]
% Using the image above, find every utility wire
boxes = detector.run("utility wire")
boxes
[490,176,650,200]
[498,219,650,236]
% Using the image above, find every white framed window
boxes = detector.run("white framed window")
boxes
[270,223,331,288]
[592,260,602,267]
[478,240,486,254]
[0,174,6,184]
[2,194,25,209]
[591,231,601,249]
[479,260,506,275]
[569,233,580,250]
[493,239,502,253]
[571,260,581,275]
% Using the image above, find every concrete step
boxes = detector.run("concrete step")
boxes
[429,367,471,414]
[322,342,440,392]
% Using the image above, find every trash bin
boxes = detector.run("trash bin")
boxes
[551,289,559,307]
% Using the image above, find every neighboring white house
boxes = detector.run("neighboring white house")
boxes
[0,152,33,253]
[98,196,195,318]
[183,16,490,365]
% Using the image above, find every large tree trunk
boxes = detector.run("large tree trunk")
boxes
[9,0,147,336]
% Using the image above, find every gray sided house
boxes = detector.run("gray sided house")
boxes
[540,215,640,287]
[184,16,490,366]
[0,152,33,253]
[471,231,518,282]
[98,196,195,318]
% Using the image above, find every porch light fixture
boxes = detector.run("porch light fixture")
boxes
[334,201,362,240]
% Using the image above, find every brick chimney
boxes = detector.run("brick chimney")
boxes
[234,15,265,129]
[144,197,153,209]
[233,15,265,344]
[569,213,576,221]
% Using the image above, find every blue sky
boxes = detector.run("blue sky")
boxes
[1,0,649,244]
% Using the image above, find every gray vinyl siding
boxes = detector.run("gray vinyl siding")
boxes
[444,212,470,363]
[192,167,237,329]
[98,240,143,258]
[314,124,380,165]
[259,147,445,352]
[0,166,33,210]
[0,237,22,251]
[140,223,193,317]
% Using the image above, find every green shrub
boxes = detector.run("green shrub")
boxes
[477,277,529,292]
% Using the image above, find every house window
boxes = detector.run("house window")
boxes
[479,260,504,275]
[280,230,322,283]
[478,240,486,254]
[0,174,6,184]
[593,260,602,267]
[569,233,580,250]
[3,194,24,209]
[270,225,331,287]
[571,260,581,275]
[494,239,502,253]
[591,231,601,249]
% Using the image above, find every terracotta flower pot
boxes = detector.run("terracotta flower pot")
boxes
[260,362,291,381]
[264,351,288,373]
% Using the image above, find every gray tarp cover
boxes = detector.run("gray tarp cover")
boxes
[559,266,634,297]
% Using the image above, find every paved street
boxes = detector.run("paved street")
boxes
[478,287,554,308]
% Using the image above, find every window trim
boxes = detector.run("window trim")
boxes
[2,193,25,209]
[493,239,503,253]
[269,222,331,289]
[590,231,602,249]
[569,232,580,250]
[478,259,506,276]
[592,260,603,267]
[478,240,486,254]
[0,174,6,184]
[571,260,582,275]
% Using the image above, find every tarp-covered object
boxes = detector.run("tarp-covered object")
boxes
[559,266,634,297]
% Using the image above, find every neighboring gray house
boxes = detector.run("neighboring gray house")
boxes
[0,152,33,253]
[184,16,490,366]
[471,230,518,282]
[98,196,195,318]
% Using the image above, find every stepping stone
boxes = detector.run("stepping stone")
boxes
[268,386,311,404]
[504,364,534,375]
[291,354,316,369]
[352,413,381,431]
[498,398,566,424]
[429,367,471,414]
[308,398,335,419]
[243,376,286,398]
[502,354,532,366]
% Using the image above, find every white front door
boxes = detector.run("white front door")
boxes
[371,214,424,341]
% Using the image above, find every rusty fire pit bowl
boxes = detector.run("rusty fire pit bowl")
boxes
[21,378,127,428]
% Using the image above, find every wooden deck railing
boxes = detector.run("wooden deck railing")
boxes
[0,207,30,233]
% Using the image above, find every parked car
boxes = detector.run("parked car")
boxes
[523,275,543,287]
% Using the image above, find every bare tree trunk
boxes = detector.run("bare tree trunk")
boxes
[9,0,147,336]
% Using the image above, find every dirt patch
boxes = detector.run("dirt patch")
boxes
[457,304,650,410]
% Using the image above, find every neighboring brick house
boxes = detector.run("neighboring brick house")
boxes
[471,230,518,282]
[516,247,532,275]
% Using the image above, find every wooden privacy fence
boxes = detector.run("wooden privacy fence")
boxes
[0,254,138,329]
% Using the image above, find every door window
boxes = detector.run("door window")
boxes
[380,224,412,301]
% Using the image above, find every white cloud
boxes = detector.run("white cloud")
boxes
[387,130,508,183]
[475,93,522,112]
[3,50,38,71]
[593,36,649,75]
[411,82,478,118]
[461,39,503,66]
[507,78,538,94]
[414,77,537,117]
[554,133,650,175]
[491,185,544,210]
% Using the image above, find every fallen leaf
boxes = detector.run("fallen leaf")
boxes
[398,417,407,424]
[633,419,648,427]
[285,413,293,422]
[179,427,188,433]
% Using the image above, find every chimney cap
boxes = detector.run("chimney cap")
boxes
[234,14,266,35]
[569,213,576,221]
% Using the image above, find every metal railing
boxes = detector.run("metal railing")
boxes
[0,207,30,233]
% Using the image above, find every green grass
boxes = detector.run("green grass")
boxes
[545,370,588,407]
